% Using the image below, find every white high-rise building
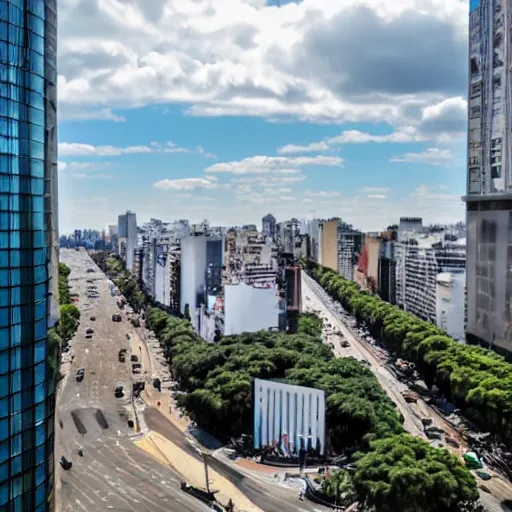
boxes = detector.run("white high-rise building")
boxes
[464,0,512,353]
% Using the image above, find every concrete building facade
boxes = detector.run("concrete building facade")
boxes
[436,272,466,341]
[396,234,466,329]
[223,283,280,335]
[465,0,512,353]
[319,219,339,272]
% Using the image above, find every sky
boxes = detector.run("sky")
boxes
[58,0,469,234]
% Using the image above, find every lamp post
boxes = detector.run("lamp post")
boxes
[187,439,211,494]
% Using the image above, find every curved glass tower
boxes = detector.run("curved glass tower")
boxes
[0,1,58,510]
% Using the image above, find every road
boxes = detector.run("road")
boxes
[144,407,332,512]
[55,249,210,512]
[302,272,512,512]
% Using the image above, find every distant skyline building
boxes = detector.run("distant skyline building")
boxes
[0,0,59,509]
[262,214,277,238]
[117,211,137,271]
[464,0,512,353]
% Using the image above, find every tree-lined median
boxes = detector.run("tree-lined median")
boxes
[304,259,512,448]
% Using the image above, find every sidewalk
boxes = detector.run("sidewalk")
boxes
[136,431,263,512]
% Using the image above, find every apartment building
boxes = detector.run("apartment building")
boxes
[464,0,512,354]
[395,233,466,337]
[338,224,364,281]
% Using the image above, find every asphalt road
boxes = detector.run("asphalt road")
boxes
[302,271,512,512]
[145,408,332,512]
[55,249,210,512]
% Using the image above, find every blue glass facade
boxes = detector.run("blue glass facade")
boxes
[0,1,58,511]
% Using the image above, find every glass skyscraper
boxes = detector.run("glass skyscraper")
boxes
[0,0,58,510]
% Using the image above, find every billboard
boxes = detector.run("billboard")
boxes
[253,378,326,455]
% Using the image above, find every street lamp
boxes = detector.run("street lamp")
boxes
[187,439,211,495]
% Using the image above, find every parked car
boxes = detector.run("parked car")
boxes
[112,314,122,322]
[114,386,124,398]
[86,328,94,335]
[130,355,138,362]
[75,368,85,382]
[90,316,96,321]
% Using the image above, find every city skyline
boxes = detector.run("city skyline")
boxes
[58,0,468,234]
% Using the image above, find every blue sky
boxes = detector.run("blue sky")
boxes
[57,0,469,233]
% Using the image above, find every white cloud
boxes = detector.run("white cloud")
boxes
[71,172,113,180]
[58,161,67,171]
[205,155,342,174]
[367,194,386,199]
[279,196,295,201]
[277,142,330,154]
[230,174,307,186]
[362,187,390,194]
[58,0,468,131]
[304,190,340,198]
[264,187,292,195]
[59,140,215,158]
[153,177,218,190]
[59,142,153,157]
[390,148,453,166]
[196,146,218,159]
[276,127,425,154]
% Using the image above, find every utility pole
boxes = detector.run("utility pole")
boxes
[202,452,211,494]
[187,439,211,495]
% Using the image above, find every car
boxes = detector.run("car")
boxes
[60,456,73,471]
[90,316,96,321]
[75,368,85,382]
[86,328,94,335]
[112,314,122,322]
[114,386,124,398]
[402,392,418,404]
[130,355,138,362]
[85,334,93,339]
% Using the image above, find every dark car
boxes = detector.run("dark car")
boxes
[114,386,124,398]
[75,368,85,382]
[130,355,138,362]
[112,314,122,322]
[90,316,96,321]
[86,328,94,335]
[60,456,72,471]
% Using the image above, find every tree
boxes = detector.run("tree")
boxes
[322,471,356,507]
[353,435,478,512]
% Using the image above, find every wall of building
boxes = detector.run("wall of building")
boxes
[320,220,338,271]
[253,379,326,455]
[466,209,511,351]
[224,283,279,335]
[436,272,466,341]
[126,212,137,271]
[180,235,207,314]
[355,237,381,291]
